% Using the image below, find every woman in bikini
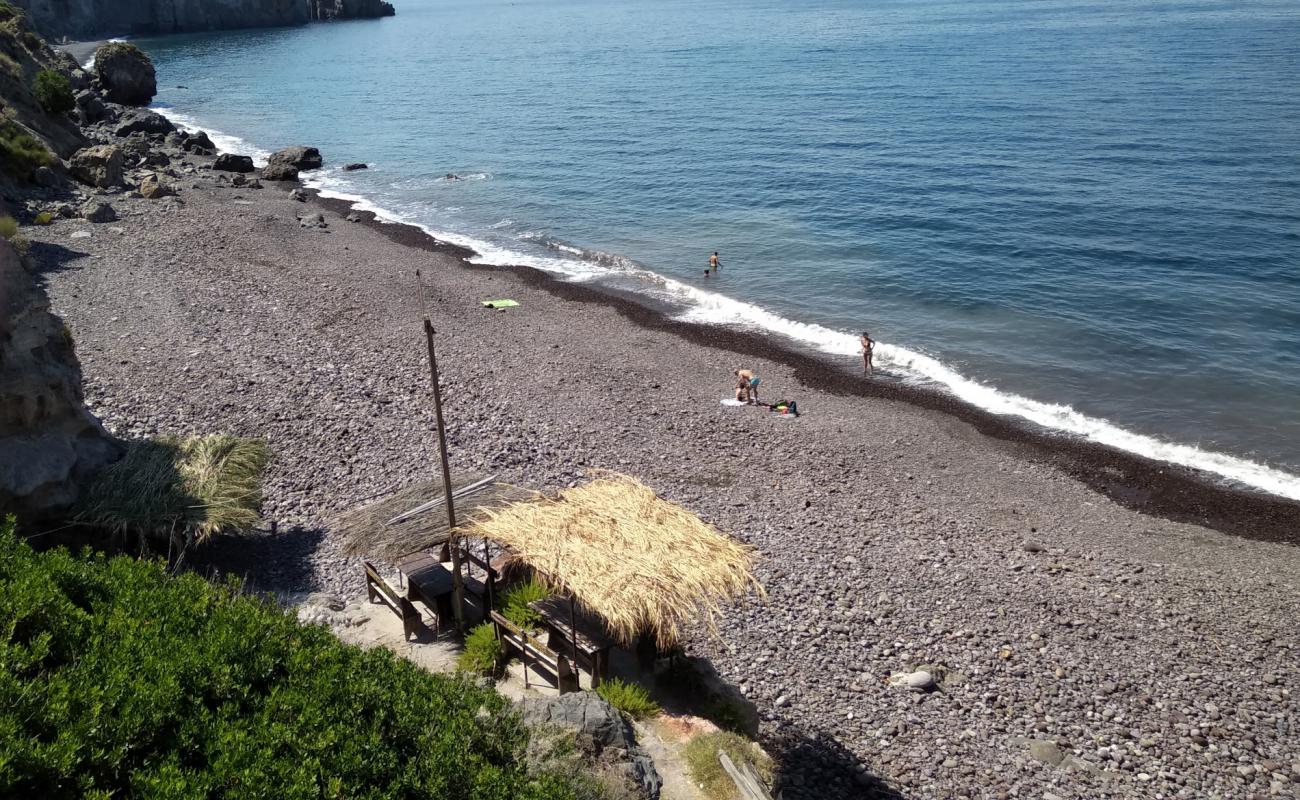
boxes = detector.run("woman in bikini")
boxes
[860,332,875,374]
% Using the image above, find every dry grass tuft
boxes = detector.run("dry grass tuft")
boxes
[463,474,764,648]
[75,435,269,543]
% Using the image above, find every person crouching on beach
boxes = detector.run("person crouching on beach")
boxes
[861,331,875,374]
[735,369,760,404]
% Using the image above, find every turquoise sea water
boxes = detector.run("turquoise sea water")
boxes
[135,0,1300,498]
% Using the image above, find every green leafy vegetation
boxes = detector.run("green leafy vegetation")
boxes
[0,516,582,799]
[459,621,504,676]
[73,435,270,544]
[595,678,660,720]
[0,214,27,256]
[32,70,73,115]
[0,117,55,179]
[0,1,22,22]
[681,731,774,800]
[33,210,53,225]
[500,576,549,629]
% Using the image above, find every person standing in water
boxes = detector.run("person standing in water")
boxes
[709,252,721,273]
[860,331,875,374]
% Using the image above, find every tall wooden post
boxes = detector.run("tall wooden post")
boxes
[423,317,464,633]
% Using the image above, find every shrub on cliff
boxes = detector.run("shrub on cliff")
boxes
[0,516,582,799]
[32,70,73,115]
[0,117,54,179]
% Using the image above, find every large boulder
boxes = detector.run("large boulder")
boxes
[181,130,215,153]
[0,241,122,520]
[519,693,661,800]
[138,174,175,199]
[93,42,157,106]
[213,153,255,173]
[74,90,106,123]
[113,109,175,138]
[69,144,124,188]
[268,146,322,172]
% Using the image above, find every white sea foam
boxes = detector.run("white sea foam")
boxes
[145,110,1300,502]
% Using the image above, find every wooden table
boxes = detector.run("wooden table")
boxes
[531,597,616,687]
[397,550,455,628]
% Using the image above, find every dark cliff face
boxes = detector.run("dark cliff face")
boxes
[14,0,395,43]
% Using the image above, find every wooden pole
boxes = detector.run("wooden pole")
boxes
[423,316,464,634]
[568,594,581,684]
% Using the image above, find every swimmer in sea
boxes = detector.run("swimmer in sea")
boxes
[709,252,721,273]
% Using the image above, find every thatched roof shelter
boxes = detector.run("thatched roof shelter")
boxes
[460,474,764,648]
[335,474,533,562]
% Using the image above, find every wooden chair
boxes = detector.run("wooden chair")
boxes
[490,610,579,694]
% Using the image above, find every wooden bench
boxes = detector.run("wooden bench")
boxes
[490,610,579,694]
[363,560,423,641]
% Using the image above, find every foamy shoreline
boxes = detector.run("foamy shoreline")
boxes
[150,105,1300,505]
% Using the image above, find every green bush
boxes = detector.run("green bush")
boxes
[681,731,774,800]
[0,517,582,799]
[458,622,504,676]
[500,577,549,630]
[0,118,54,179]
[0,215,16,239]
[32,70,73,115]
[595,678,660,720]
[33,210,53,225]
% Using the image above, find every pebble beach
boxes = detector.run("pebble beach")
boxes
[29,169,1300,800]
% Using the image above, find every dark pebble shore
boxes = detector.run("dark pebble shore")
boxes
[29,171,1300,800]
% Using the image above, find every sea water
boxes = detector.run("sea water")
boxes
[133,0,1300,499]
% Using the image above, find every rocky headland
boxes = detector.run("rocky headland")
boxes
[3,27,1299,800]
[13,0,394,43]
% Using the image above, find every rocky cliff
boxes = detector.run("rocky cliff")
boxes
[14,0,394,43]
[0,239,121,520]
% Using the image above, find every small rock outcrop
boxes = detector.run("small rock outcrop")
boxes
[519,693,661,800]
[268,146,322,172]
[308,0,395,20]
[213,153,255,173]
[93,42,157,106]
[69,144,124,188]
[261,162,298,181]
[80,200,117,223]
[0,241,121,519]
[342,162,367,171]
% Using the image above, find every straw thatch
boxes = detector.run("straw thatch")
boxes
[335,475,533,562]
[461,474,764,648]
[74,435,270,544]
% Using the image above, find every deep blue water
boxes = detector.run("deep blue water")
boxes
[135,0,1300,498]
